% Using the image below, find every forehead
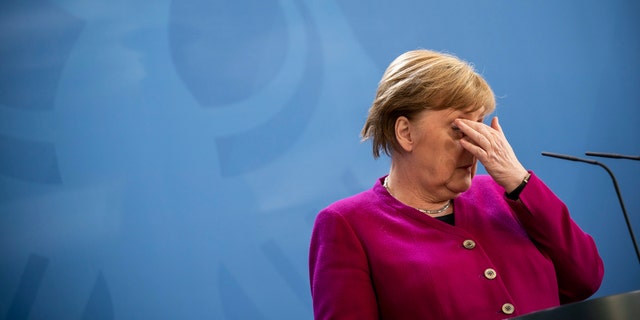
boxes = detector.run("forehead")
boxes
[412,107,487,126]
[445,107,489,120]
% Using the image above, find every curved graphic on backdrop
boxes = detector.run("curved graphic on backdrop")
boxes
[337,0,436,69]
[262,239,310,306]
[168,0,288,107]
[0,135,61,184]
[0,0,84,110]
[0,0,83,183]
[81,271,114,320]
[5,254,49,320]
[215,0,323,177]
[219,264,266,320]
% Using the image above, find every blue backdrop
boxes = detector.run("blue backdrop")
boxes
[1,0,638,319]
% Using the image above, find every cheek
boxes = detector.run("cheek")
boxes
[443,136,458,152]
[420,134,463,172]
[443,137,466,158]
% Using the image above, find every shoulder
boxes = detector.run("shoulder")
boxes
[320,188,379,219]
[315,177,387,225]
[310,186,383,245]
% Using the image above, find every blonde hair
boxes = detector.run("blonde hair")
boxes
[361,49,496,158]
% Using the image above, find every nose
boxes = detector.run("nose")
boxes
[461,147,474,159]
[463,152,477,166]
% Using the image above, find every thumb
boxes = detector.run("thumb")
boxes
[491,116,503,134]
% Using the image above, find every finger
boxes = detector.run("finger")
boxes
[460,137,496,167]
[456,118,483,130]
[456,119,491,149]
[459,136,486,158]
[491,116,500,131]
[456,118,495,137]
[491,116,505,137]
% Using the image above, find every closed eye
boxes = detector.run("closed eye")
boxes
[452,125,465,139]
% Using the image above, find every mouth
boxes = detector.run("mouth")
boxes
[459,164,474,172]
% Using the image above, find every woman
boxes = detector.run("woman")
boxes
[308,50,604,319]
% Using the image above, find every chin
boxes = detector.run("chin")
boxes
[448,177,473,195]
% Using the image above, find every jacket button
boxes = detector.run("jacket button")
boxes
[484,268,497,280]
[502,303,515,315]
[463,239,476,249]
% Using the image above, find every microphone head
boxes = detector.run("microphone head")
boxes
[541,152,599,164]
[585,151,640,161]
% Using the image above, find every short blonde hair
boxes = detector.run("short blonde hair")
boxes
[361,49,496,158]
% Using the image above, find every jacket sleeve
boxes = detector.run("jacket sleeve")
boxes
[507,171,605,303]
[309,208,379,319]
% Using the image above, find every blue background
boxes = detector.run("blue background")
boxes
[1,0,638,319]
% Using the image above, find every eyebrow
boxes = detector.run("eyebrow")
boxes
[456,113,484,121]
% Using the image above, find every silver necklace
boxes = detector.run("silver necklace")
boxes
[383,176,452,215]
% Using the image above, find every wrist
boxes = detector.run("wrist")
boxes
[505,171,531,200]
[502,167,529,191]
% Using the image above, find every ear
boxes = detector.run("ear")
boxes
[395,116,413,152]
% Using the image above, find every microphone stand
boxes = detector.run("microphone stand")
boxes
[585,152,640,161]
[541,152,640,264]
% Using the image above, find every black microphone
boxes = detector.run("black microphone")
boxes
[541,151,640,264]
[585,152,640,161]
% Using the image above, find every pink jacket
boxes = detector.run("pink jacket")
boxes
[309,172,604,319]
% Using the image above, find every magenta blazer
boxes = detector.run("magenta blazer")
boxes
[309,172,604,319]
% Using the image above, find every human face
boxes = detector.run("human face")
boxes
[404,108,487,199]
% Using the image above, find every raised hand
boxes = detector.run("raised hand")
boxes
[455,116,528,192]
